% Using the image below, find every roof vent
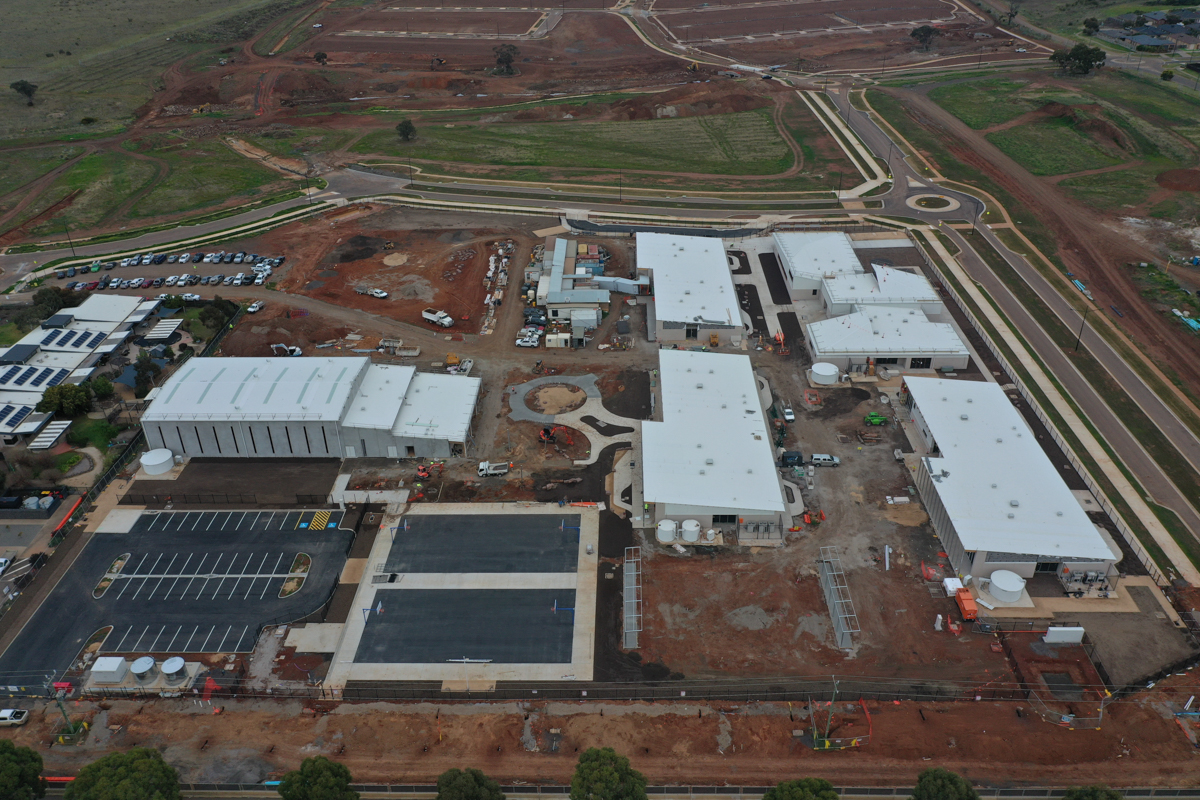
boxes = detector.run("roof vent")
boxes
[960,414,968,420]
[684,290,691,295]
[991,483,997,488]
[1056,511,1063,516]
[705,458,714,465]
[699,469,705,475]
[746,469,753,474]
[1007,513,1015,519]
[967,398,973,403]
[696,383,704,389]
[996,437,1003,443]
[1009,499,1020,507]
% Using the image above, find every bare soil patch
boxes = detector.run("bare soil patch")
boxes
[1157,168,1200,192]
[527,384,586,415]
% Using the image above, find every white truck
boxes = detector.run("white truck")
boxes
[477,461,510,477]
[422,308,454,328]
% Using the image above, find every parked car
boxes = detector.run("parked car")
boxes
[0,709,29,727]
[247,301,264,313]
[191,253,203,264]
[810,454,841,467]
[254,275,266,286]
[180,293,201,302]
[167,255,178,264]
[369,288,387,298]
[515,337,540,348]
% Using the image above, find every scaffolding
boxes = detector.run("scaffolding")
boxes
[818,546,860,650]
[623,547,642,649]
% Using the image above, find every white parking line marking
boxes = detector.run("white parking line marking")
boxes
[185,624,200,651]
[237,511,249,530]
[201,625,216,651]
[226,553,255,599]
[217,624,234,651]
[210,555,235,599]
[181,553,207,599]
[130,553,163,599]
[131,625,151,651]
[149,624,166,650]
[245,553,270,599]
[192,513,205,530]
[165,553,192,599]
[147,554,177,599]
[251,511,263,530]
[262,553,285,599]
[113,626,133,652]
[116,554,148,599]
[165,625,183,652]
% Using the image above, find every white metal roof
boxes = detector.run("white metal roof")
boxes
[807,305,969,357]
[144,357,368,423]
[642,350,784,514]
[823,266,940,307]
[28,420,71,450]
[772,231,861,282]
[638,233,740,327]
[392,371,481,443]
[905,377,1116,562]
[144,319,183,341]
[340,364,413,430]
[70,294,145,322]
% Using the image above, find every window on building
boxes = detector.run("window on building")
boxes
[685,326,699,340]
[910,357,932,369]
[875,358,899,365]
[713,514,737,524]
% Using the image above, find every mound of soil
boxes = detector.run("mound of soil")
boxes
[1156,169,1200,192]
[1040,101,1135,153]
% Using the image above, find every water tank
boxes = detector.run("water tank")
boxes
[131,656,157,684]
[681,519,701,543]
[811,362,839,386]
[162,657,187,686]
[704,529,717,543]
[140,449,174,476]
[989,569,1026,603]
[655,520,677,544]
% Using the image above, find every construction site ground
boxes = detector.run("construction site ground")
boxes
[10,689,1200,786]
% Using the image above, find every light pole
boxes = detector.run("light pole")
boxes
[64,223,76,257]
[1074,306,1091,352]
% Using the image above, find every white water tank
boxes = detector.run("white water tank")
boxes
[131,656,157,683]
[655,520,677,544]
[811,362,839,386]
[681,519,701,543]
[162,657,187,686]
[140,449,174,475]
[989,569,1026,603]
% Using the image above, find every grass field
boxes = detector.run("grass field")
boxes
[986,118,1123,175]
[350,110,793,176]
[127,139,289,218]
[1017,0,1193,36]
[247,127,360,159]
[27,151,161,235]
[0,146,84,212]
[927,79,1040,129]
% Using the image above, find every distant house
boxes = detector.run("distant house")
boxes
[1167,32,1200,50]
[1106,12,1138,27]
[1128,33,1174,50]
[1145,10,1170,22]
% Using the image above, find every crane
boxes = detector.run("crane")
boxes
[539,426,574,445]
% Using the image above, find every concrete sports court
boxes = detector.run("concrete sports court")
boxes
[0,508,351,679]
[327,503,599,690]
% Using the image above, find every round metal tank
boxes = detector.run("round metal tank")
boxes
[140,449,174,476]
[162,657,187,686]
[655,520,677,544]
[131,656,157,683]
[811,363,839,386]
[681,520,701,543]
[989,570,1026,603]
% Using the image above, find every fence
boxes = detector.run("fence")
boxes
[118,493,259,506]
[911,232,1167,585]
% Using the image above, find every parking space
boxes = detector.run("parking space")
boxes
[0,508,352,678]
[383,513,580,573]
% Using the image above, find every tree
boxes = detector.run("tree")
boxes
[395,119,417,141]
[762,779,839,800]
[1082,16,1100,33]
[314,51,328,64]
[436,768,505,800]
[89,376,115,400]
[64,748,179,800]
[1162,69,1175,81]
[0,740,46,800]
[1002,1,1021,25]
[569,748,647,800]
[493,43,520,75]
[163,345,176,363]
[278,756,359,800]
[10,80,37,106]
[36,383,92,417]
[911,768,978,800]
[1061,788,1124,800]
[910,25,941,50]
[1049,43,1106,74]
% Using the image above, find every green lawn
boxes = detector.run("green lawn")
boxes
[928,79,1040,129]
[1057,161,1169,210]
[129,139,289,217]
[0,323,23,346]
[26,151,160,235]
[986,118,1123,176]
[67,416,119,449]
[351,110,793,176]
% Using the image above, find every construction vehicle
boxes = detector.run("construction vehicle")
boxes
[477,461,510,477]
[445,353,461,367]
[539,426,574,445]
[955,588,978,621]
[864,412,888,426]
[422,308,454,328]
[270,343,302,356]
[383,241,395,250]
[686,61,699,71]
[416,462,444,480]
[416,463,431,480]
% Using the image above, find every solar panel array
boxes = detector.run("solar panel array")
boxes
[13,367,37,386]
[47,369,69,387]
[0,367,19,384]
[57,331,77,348]
[88,332,107,348]
[41,330,61,346]
[0,405,16,426]
[8,408,34,428]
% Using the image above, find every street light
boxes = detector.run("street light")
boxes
[1074,306,1091,352]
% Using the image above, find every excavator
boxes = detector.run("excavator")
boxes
[416,462,444,480]
[539,426,574,445]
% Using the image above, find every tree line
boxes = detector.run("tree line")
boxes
[0,740,1133,800]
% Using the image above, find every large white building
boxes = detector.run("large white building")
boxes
[641,350,787,536]
[772,231,970,372]
[903,377,1119,582]
[638,233,749,347]
[142,357,480,459]
[0,294,159,440]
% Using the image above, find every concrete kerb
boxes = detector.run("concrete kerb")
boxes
[799,90,890,197]
[506,375,641,467]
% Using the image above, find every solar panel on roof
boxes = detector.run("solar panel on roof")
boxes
[0,367,19,384]
[13,367,37,386]
[57,332,76,347]
[41,331,61,346]
[47,369,69,387]
[89,332,106,348]
[29,368,54,387]
[7,408,33,428]
[71,335,88,348]
[0,405,15,425]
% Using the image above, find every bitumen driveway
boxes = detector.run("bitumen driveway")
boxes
[383,514,580,574]
[0,509,350,681]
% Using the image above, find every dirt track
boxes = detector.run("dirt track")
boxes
[889,85,1200,398]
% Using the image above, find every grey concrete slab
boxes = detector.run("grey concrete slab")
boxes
[0,509,350,679]
[384,514,580,574]
[353,588,576,664]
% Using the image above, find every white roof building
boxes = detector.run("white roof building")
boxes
[638,232,741,327]
[642,350,785,520]
[904,377,1118,580]
[142,357,480,459]
[821,266,942,316]
[807,306,969,365]
[772,231,861,291]
[0,294,159,436]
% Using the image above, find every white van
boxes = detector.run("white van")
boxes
[810,454,841,467]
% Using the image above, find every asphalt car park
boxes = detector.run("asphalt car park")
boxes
[0,508,350,680]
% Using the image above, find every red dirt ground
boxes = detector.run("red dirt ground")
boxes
[656,0,954,39]
[347,10,544,35]
[1157,168,1200,192]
